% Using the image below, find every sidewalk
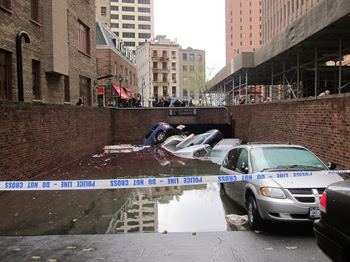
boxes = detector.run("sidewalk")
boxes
[0,231,329,262]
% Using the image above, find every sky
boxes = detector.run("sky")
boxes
[154,0,226,77]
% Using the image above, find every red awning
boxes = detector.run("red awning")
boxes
[113,85,129,100]
[97,87,104,94]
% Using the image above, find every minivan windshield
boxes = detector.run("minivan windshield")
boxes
[250,147,327,172]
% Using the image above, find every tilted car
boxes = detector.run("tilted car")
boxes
[314,180,350,262]
[142,122,176,145]
[175,129,223,150]
[219,143,343,230]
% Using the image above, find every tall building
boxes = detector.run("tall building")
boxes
[261,0,321,44]
[136,35,180,107]
[95,0,154,51]
[225,0,262,64]
[0,0,97,106]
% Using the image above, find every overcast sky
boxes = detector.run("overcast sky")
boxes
[154,0,226,77]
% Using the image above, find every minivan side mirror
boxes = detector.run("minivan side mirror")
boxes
[327,162,337,170]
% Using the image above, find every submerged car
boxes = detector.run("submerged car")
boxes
[173,144,212,159]
[161,133,195,153]
[314,180,350,262]
[175,129,223,150]
[220,144,343,230]
[142,122,176,145]
[210,138,243,165]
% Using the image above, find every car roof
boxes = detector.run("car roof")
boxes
[239,143,306,149]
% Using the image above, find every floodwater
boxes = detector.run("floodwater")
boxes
[0,146,247,236]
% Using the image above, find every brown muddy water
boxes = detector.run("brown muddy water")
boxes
[0,146,247,236]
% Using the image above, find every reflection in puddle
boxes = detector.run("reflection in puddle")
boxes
[0,147,250,235]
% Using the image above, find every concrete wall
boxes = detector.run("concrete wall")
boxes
[228,95,350,169]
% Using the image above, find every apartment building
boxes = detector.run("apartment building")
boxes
[136,35,180,107]
[96,21,137,107]
[225,0,262,63]
[179,48,206,101]
[95,0,154,51]
[0,0,97,106]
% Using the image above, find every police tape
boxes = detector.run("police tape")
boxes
[0,170,349,191]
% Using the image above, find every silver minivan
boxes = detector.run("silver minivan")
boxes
[220,144,343,230]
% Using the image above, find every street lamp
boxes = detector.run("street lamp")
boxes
[142,77,145,107]
[118,73,123,108]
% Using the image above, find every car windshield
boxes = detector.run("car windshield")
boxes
[250,147,327,172]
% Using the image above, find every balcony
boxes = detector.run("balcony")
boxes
[161,56,169,61]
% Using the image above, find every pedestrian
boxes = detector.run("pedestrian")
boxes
[155,98,163,107]
[197,99,203,106]
[189,98,194,107]
[238,95,245,104]
[135,98,142,107]
[163,97,170,107]
[173,99,181,107]
[76,98,84,106]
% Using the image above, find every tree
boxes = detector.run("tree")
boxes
[183,63,215,105]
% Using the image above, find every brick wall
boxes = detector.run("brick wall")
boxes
[114,107,229,144]
[0,102,114,181]
[228,95,350,169]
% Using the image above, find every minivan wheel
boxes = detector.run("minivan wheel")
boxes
[247,195,264,230]
[156,131,166,142]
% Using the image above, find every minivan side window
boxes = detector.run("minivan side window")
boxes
[222,148,242,171]
[235,149,248,173]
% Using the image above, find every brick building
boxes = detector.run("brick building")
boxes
[96,21,137,107]
[0,0,97,106]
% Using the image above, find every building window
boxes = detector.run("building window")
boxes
[0,49,11,100]
[79,76,91,106]
[122,0,134,3]
[153,50,158,57]
[138,7,150,12]
[111,6,118,11]
[171,51,176,59]
[183,53,187,60]
[64,76,70,102]
[101,6,107,16]
[111,23,119,28]
[153,73,158,81]
[172,86,176,96]
[153,86,158,97]
[0,0,10,9]
[123,24,135,29]
[162,62,167,69]
[139,24,151,29]
[31,0,39,22]
[189,54,194,61]
[138,16,151,21]
[138,0,150,4]
[183,89,188,98]
[78,20,90,55]
[183,65,187,71]
[153,62,158,68]
[111,15,119,19]
[172,73,176,81]
[123,32,135,38]
[122,15,135,20]
[171,63,176,70]
[122,6,135,12]
[162,73,167,82]
[198,55,202,62]
[32,60,41,100]
[139,33,151,39]
[124,41,135,47]
[163,86,168,96]
[162,51,167,57]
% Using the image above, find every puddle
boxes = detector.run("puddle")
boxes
[0,146,248,235]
